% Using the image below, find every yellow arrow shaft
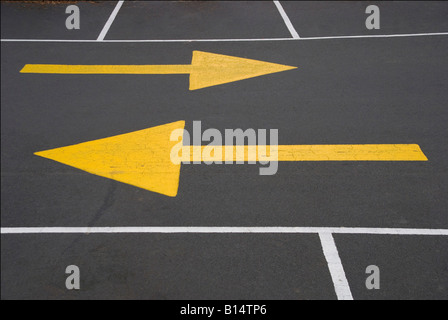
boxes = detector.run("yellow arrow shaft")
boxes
[20,64,193,74]
[181,144,428,162]
[20,51,298,90]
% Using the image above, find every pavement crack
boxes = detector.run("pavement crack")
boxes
[62,182,117,255]
[88,181,117,227]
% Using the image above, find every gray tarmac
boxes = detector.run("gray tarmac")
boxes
[1,1,447,300]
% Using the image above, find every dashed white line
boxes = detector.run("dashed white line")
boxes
[273,1,300,39]
[97,0,125,41]
[1,227,448,235]
[2,32,448,43]
[319,232,354,300]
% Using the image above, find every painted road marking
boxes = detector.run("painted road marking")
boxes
[273,1,300,39]
[35,121,184,197]
[2,227,448,235]
[2,227,446,301]
[182,145,428,162]
[3,226,445,301]
[2,32,447,43]
[34,121,428,197]
[319,232,353,300]
[97,0,125,41]
[20,51,297,90]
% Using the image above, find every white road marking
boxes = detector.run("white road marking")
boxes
[273,1,300,39]
[2,32,447,43]
[96,0,125,41]
[319,232,354,300]
[1,227,448,235]
[295,32,448,41]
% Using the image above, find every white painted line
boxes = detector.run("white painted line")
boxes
[0,38,292,43]
[1,39,100,43]
[96,0,125,41]
[1,227,448,235]
[2,32,448,43]
[319,232,353,300]
[297,32,448,41]
[273,1,300,39]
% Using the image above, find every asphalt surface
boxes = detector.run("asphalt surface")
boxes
[1,1,448,300]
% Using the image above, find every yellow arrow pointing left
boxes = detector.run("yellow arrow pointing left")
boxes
[35,121,185,197]
[35,121,428,197]
[20,51,297,90]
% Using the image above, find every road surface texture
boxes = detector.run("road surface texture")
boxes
[1,1,448,300]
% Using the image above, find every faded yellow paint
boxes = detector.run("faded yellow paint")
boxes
[277,144,428,161]
[35,121,185,197]
[35,120,428,197]
[188,51,297,90]
[20,51,297,90]
[20,64,192,75]
[180,144,428,162]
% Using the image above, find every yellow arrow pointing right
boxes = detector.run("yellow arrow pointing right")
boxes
[20,51,297,90]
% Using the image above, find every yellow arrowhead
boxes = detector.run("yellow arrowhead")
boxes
[35,121,185,197]
[189,51,297,90]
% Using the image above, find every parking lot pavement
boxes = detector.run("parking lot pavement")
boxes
[281,1,448,37]
[1,1,118,40]
[336,235,448,300]
[106,1,291,40]
[1,1,448,300]
[1,233,337,300]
